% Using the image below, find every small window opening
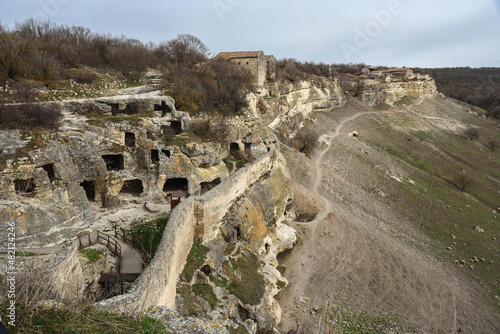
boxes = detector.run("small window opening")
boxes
[162,149,171,158]
[244,143,252,156]
[80,180,95,202]
[155,101,173,117]
[15,178,35,197]
[234,226,241,240]
[102,154,124,171]
[151,150,159,164]
[125,132,135,148]
[200,177,221,195]
[201,265,211,276]
[41,164,56,183]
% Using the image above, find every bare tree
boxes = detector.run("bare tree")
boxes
[157,34,209,67]
[455,173,473,192]
[464,127,480,141]
[293,127,320,156]
[487,139,498,152]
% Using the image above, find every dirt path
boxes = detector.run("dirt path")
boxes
[278,110,378,328]
[276,97,499,333]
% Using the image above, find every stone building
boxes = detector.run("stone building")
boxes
[213,51,276,93]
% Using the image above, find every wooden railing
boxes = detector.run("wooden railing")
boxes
[114,227,151,265]
[78,231,121,258]
[96,231,121,258]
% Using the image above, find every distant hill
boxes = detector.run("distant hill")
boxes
[416,67,500,119]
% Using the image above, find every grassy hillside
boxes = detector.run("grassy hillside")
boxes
[278,95,500,333]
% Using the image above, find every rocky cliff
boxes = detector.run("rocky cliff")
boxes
[339,72,437,106]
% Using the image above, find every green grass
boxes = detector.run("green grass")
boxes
[212,252,265,305]
[347,107,500,309]
[295,210,317,222]
[1,304,166,334]
[326,301,409,334]
[227,324,248,334]
[181,239,208,282]
[177,284,218,315]
[128,217,169,259]
[192,283,218,310]
[79,249,104,264]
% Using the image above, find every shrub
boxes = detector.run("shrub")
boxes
[487,139,498,152]
[293,127,320,156]
[455,174,473,192]
[0,103,62,130]
[464,128,480,141]
[128,217,168,259]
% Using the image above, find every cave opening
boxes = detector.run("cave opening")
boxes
[155,101,173,117]
[102,154,124,171]
[163,178,188,193]
[125,132,135,148]
[229,142,240,156]
[170,121,183,135]
[14,178,35,197]
[200,177,221,195]
[120,179,143,197]
[109,103,121,116]
[151,150,159,164]
[80,180,95,201]
[41,163,56,183]
[162,149,171,158]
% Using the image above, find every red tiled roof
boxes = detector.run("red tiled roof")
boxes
[213,51,263,60]
[379,68,412,73]
[366,66,378,70]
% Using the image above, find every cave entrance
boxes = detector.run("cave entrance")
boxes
[161,125,176,139]
[120,179,143,197]
[163,178,188,194]
[15,178,35,197]
[41,163,56,183]
[125,132,135,148]
[110,103,121,116]
[102,154,124,171]
[155,101,172,117]
[162,149,171,158]
[244,143,252,156]
[80,180,95,202]
[200,177,221,195]
[170,121,183,135]
[151,150,159,164]
[229,142,240,156]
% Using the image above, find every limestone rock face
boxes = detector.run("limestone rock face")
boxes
[357,76,437,106]
[180,142,226,168]
[203,156,294,332]
[248,78,347,143]
[0,94,229,247]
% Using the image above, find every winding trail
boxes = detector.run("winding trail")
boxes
[300,111,378,231]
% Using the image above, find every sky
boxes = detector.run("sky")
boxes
[0,0,499,68]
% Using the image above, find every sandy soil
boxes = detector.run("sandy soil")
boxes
[277,98,500,333]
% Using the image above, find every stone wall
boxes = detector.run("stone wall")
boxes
[96,151,279,314]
